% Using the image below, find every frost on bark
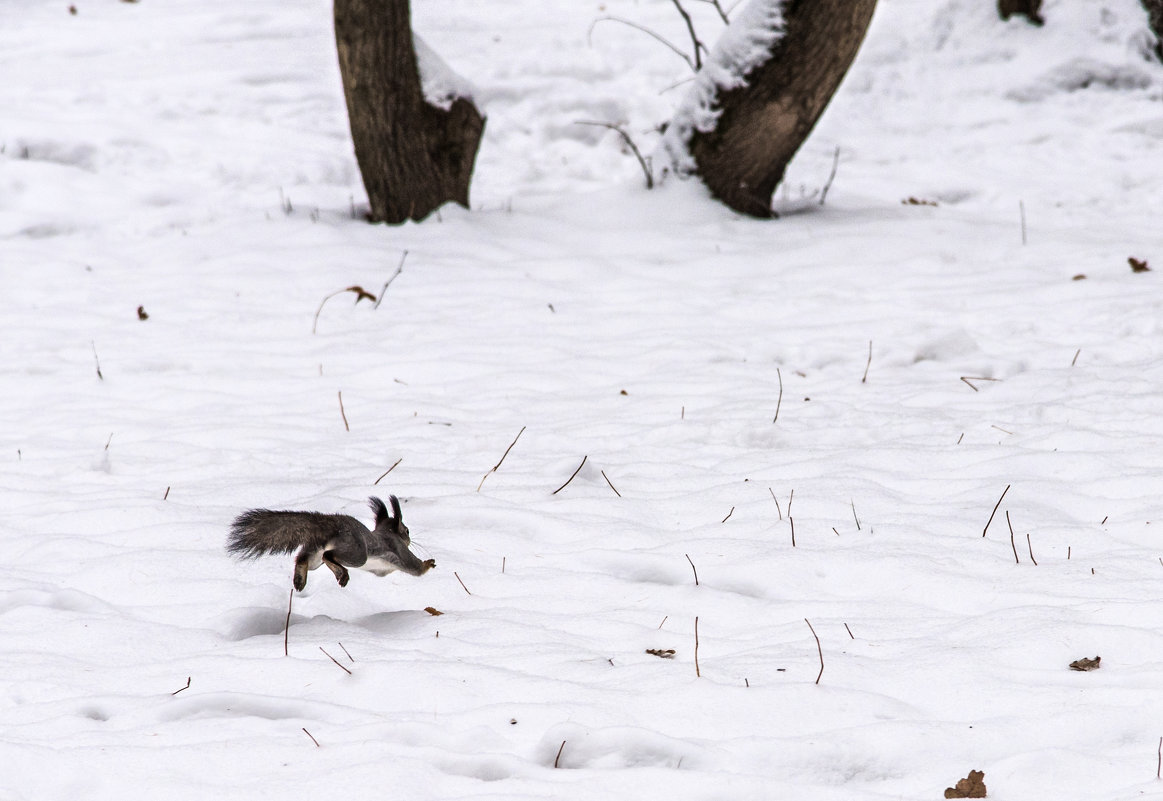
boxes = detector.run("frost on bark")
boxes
[334,0,485,224]
[670,0,876,218]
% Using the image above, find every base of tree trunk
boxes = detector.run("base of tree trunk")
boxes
[998,0,1045,26]
[687,0,877,218]
[334,0,485,224]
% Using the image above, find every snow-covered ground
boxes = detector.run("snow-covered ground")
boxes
[3,1,1162,798]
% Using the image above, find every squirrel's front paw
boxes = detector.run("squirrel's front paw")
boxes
[422,559,436,572]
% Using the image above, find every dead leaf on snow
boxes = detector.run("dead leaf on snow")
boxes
[944,769,987,798]
[1069,655,1101,671]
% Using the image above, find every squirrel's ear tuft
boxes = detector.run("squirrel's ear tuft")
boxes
[369,496,389,528]
[389,495,403,525]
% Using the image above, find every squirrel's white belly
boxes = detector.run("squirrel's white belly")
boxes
[360,556,401,576]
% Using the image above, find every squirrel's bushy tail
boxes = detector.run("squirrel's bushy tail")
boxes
[227,509,332,558]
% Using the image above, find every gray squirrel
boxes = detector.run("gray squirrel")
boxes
[228,495,435,591]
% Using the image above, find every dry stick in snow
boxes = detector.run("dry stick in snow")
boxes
[721,506,734,523]
[337,391,350,432]
[1026,533,1038,566]
[818,146,841,205]
[1006,510,1020,564]
[477,426,526,491]
[787,488,795,517]
[601,469,622,497]
[694,616,701,678]
[1072,348,1081,367]
[319,647,352,675]
[1157,736,1161,780]
[844,622,855,640]
[502,556,506,574]
[685,553,699,586]
[769,487,783,520]
[374,251,407,310]
[851,500,861,531]
[171,677,191,696]
[805,618,824,685]
[573,121,653,189]
[302,728,320,748]
[669,0,707,69]
[790,516,796,547]
[587,16,696,72]
[552,455,587,495]
[983,484,1011,537]
[1019,200,1027,245]
[312,285,376,334]
[454,571,472,596]
[861,340,872,383]
[961,376,1001,392]
[658,615,668,630]
[163,486,170,500]
[772,367,783,423]
[338,643,354,663]
[284,587,293,656]
[554,740,567,768]
[373,458,402,484]
[91,341,104,381]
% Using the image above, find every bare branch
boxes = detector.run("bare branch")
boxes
[669,0,707,70]
[588,16,696,71]
[574,121,654,189]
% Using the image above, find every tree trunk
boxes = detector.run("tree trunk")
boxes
[1143,0,1163,60]
[998,0,1045,26]
[687,0,877,218]
[334,0,485,224]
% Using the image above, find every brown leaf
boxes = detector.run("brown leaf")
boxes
[1071,274,1086,281]
[902,196,938,207]
[1069,655,1100,671]
[645,649,676,659]
[423,606,443,616]
[944,769,987,798]
[137,305,149,320]
[346,285,377,304]
[1128,257,1150,273]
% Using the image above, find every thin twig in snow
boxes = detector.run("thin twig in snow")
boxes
[478,426,526,491]
[338,643,355,663]
[171,677,191,696]
[374,458,402,484]
[844,623,855,640]
[772,367,783,423]
[552,455,588,495]
[454,571,472,596]
[861,340,872,383]
[1026,532,1038,566]
[284,587,293,656]
[790,516,796,547]
[573,121,653,189]
[769,487,782,520]
[92,341,104,381]
[1006,510,1020,564]
[337,391,350,431]
[721,506,734,523]
[163,486,170,500]
[669,0,707,69]
[685,553,699,586]
[302,728,320,747]
[1072,348,1081,367]
[373,251,407,310]
[694,616,701,678]
[805,618,824,684]
[851,500,861,531]
[819,146,841,205]
[961,376,1001,391]
[587,16,696,71]
[983,485,1010,538]
[554,740,567,768]
[319,647,352,675]
[601,469,622,497]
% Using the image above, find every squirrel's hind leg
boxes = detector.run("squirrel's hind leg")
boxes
[322,552,351,587]
[293,549,314,591]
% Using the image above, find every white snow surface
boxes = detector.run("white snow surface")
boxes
[661,0,787,173]
[3,1,1163,800]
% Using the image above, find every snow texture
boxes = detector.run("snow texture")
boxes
[414,33,478,111]
[2,1,1163,800]
[661,0,787,174]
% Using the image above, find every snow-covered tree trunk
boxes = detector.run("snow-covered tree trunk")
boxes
[664,0,876,218]
[334,0,485,224]
[1143,0,1163,59]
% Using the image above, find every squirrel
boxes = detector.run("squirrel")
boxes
[228,495,435,591]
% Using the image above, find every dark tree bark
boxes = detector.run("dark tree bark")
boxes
[686,0,877,218]
[998,0,1045,26]
[334,0,485,224]
[1143,0,1163,60]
